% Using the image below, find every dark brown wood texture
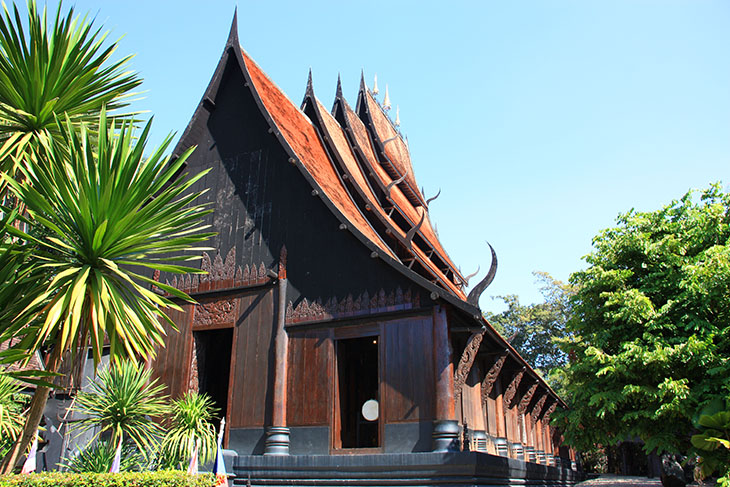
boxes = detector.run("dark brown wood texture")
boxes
[383,315,435,422]
[287,328,332,426]
[228,288,276,428]
[151,304,195,398]
[460,364,485,431]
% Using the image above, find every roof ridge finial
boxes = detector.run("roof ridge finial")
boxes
[394,105,400,126]
[306,68,313,94]
[336,73,343,99]
[373,74,379,96]
[359,69,366,92]
[383,85,391,110]
[226,8,239,47]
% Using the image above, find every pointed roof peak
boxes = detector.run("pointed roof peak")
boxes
[306,68,314,95]
[335,74,343,99]
[359,70,366,92]
[226,8,239,48]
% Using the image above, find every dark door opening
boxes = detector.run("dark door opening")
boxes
[193,328,233,432]
[337,335,380,449]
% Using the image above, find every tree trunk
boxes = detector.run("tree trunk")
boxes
[0,347,61,474]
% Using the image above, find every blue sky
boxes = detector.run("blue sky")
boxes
[40,1,730,311]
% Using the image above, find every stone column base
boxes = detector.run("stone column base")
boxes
[431,420,460,452]
[264,426,290,455]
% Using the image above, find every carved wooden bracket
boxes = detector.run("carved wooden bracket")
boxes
[480,351,507,409]
[531,394,549,425]
[286,287,421,324]
[453,328,485,402]
[188,338,199,393]
[517,381,539,415]
[153,247,273,295]
[503,368,525,409]
[542,401,558,426]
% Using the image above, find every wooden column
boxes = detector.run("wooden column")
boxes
[265,247,290,455]
[431,305,459,452]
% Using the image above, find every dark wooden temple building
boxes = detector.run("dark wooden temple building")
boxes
[150,14,581,486]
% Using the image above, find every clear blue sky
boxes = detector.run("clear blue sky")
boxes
[41,1,730,312]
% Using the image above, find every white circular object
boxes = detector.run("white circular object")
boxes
[361,399,379,421]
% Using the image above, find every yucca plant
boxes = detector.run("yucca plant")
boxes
[0,0,140,193]
[159,392,219,469]
[0,110,213,472]
[0,372,27,459]
[63,437,145,473]
[72,360,168,455]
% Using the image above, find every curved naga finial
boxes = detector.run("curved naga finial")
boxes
[463,265,480,287]
[405,207,426,248]
[426,188,441,208]
[466,242,498,307]
[386,169,408,197]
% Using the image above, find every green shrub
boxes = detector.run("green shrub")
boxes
[61,439,145,473]
[0,471,215,487]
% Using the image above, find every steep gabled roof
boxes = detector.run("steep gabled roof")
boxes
[356,78,424,208]
[305,89,466,298]
[239,49,397,261]
[335,92,466,290]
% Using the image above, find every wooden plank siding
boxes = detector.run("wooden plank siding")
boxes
[287,328,332,426]
[151,304,195,398]
[383,315,435,423]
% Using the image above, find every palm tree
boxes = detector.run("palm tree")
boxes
[0,0,140,195]
[159,391,219,469]
[73,361,168,456]
[0,111,213,472]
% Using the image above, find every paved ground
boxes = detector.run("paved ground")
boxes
[576,476,662,487]
[576,476,714,487]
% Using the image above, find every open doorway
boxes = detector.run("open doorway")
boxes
[192,328,233,434]
[336,335,380,449]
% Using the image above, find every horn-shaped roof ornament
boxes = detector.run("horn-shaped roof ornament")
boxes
[466,242,498,307]
[383,85,391,110]
[373,74,379,96]
[386,169,408,197]
[463,265,480,287]
[395,106,401,126]
[426,188,441,208]
[405,206,426,248]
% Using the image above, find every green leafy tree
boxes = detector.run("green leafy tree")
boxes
[555,184,730,455]
[0,0,140,193]
[485,272,573,389]
[0,112,212,472]
[0,372,27,459]
[73,361,168,455]
[158,392,219,469]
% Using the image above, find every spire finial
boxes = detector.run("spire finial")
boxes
[226,8,239,47]
[383,85,391,110]
[359,70,366,92]
[306,68,313,94]
[394,105,400,126]
[373,74,379,96]
[336,73,343,99]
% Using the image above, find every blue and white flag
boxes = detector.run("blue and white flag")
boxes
[109,435,122,473]
[213,418,227,487]
[20,432,38,474]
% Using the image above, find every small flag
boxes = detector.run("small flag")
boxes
[187,438,199,475]
[214,418,228,487]
[20,433,38,474]
[109,435,122,473]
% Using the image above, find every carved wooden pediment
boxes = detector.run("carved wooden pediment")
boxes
[285,287,421,324]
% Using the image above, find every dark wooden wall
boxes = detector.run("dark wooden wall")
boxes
[383,315,435,423]
[287,328,331,426]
